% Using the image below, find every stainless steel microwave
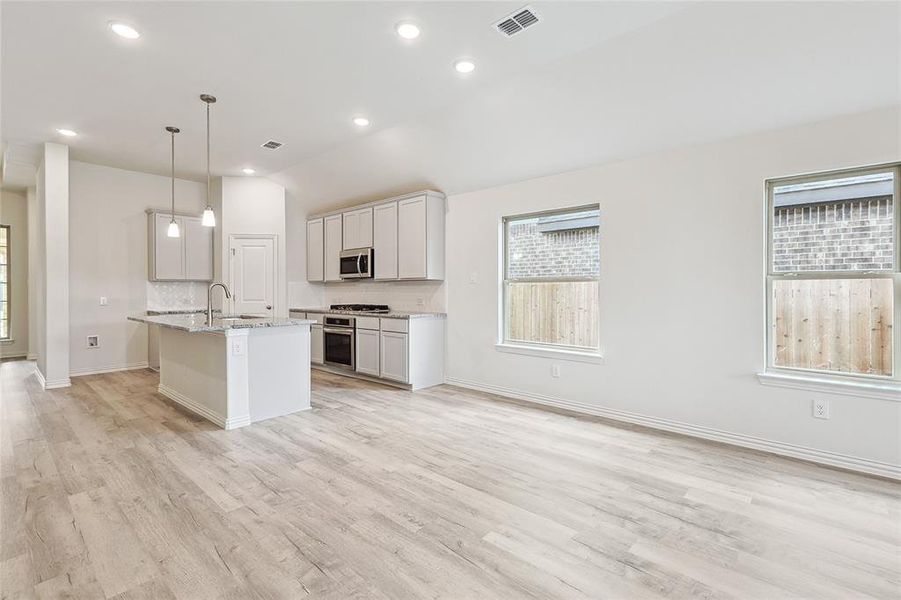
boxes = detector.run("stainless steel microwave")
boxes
[339,248,374,279]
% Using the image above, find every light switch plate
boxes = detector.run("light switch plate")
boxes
[231,338,245,356]
[99,297,108,306]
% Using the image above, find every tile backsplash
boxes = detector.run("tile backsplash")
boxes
[146,281,209,311]
[322,280,446,312]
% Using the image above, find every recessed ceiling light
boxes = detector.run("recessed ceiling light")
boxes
[454,59,476,74]
[108,21,140,39]
[353,116,371,127]
[242,168,256,175]
[395,22,420,40]
[56,128,78,137]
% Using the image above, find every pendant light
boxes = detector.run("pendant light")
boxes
[165,126,181,238]
[200,93,217,227]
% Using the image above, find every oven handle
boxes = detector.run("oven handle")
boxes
[357,254,362,275]
[323,328,354,335]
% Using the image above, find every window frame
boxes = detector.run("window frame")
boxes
[764,162,901,384]
[0,224,9,341]
[498,203,601,357]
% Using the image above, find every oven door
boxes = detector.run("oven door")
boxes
[323,327,355,370]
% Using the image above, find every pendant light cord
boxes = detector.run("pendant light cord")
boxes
[171,129,176,221]
[206,101,211,207]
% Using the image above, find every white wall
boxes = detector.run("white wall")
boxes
[285,192,324,309]
[0,189,28,358]
[214,177,288,316]
[446,106,900,475]
[36,143,70,387]
[68,161,206,376]
[26,187,37,360]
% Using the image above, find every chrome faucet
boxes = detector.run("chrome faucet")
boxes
[207,282,231,326]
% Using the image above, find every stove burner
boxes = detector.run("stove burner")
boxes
[329,304,391,313]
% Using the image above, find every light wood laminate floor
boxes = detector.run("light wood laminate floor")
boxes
[1,359,899,599]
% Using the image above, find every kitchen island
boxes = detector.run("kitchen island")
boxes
[128,313,314,429]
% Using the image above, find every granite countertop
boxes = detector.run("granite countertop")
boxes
[290,307,447,320]
[146,308,210,316]
[129,313,314,333]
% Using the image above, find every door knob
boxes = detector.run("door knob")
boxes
[266,305,272,310]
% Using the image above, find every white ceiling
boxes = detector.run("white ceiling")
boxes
[1,1,683,180]
[3,2,899,208]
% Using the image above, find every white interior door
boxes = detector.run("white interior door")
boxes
[230,236,275,316]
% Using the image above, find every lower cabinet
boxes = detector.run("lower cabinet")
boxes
[379,331,409,383]
[310,324,324,365]
[355,328,380,376]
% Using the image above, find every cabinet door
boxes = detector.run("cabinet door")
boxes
[355,328,380,376]
[310,325,324,365]
[184,217,213,280]
[153,213,185,280]
[324,214,343,281]
[373,202,398,280]
[379,331,408,382]
[342,207,373,250]
[397,196,427,279]
[306,218,324,282]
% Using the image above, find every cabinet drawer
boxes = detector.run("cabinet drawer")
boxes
[380,318,408,333]
[305,313,325,324]
[356,316,380,331]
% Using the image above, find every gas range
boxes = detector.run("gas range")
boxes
[329,304,391,314]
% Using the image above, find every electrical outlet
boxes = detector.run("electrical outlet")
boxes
[86,335,99,348]
[231,338,245,356]
[99,296,108,306]
[469,271,479,284]
[812,398,830,419]
[416,298,425,307]
[551,364,561,378]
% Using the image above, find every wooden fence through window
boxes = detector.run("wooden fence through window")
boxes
[505,281,599,349]
[773,278,893,376]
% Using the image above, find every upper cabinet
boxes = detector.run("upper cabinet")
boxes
[148,211,213,282]
[373,201,398,280]
[307,190,445,283]
[398,194,445,280]
[306,218,324,282]
[342,207,373,250]
[324,214,343,282]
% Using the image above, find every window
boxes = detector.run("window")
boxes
[0,225,8,340]
[502,205,600,353]
[766,164,900,381]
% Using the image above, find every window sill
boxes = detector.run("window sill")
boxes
[495,343,604,364]
[757,371,901,402]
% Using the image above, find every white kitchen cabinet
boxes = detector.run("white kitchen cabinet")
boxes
[342,207,373,250]
[306,190,444,283]
[148,211,212,281]
[398,194,445,280]
[373,201,398,280]
[379,331,409,383]
[324,214,343,282]
[310,324,324,365]
[306,218,324,282]
[184,218,213,280]
[356,328,380,376]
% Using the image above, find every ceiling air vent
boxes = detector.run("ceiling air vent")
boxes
[494,6,540,37]
[261,140,283,150]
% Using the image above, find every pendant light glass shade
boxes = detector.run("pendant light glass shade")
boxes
[201,94,217,227]
[201,206,216,227]
[165,126,181,238]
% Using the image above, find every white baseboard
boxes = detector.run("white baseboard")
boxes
[26,353,37,360]
[1,352,28,359]
[445,377,900,481]
[70,362,150,377]
[157,384,250,430]
[34,367,71,390]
